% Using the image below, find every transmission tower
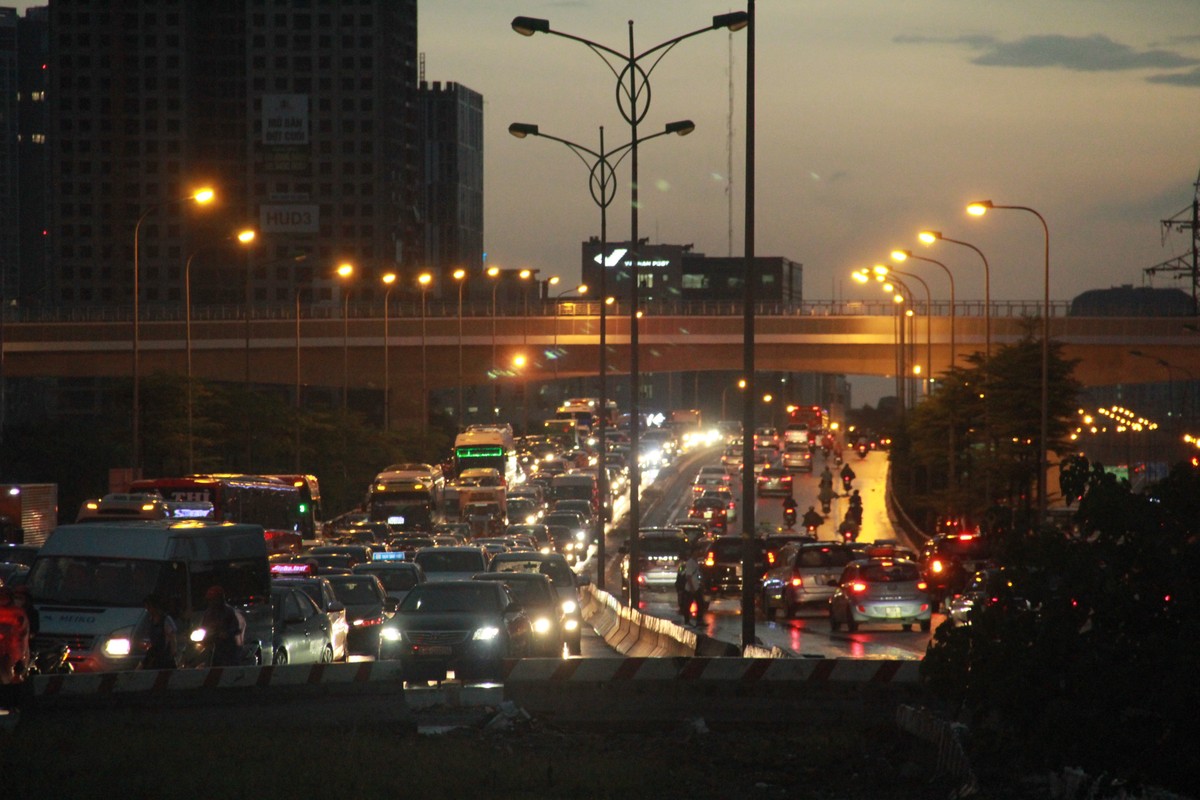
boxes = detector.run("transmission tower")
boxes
[1144,164,1200,313]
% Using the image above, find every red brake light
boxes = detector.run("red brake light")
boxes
[705,553,715,567]
[916,581,928,591]
[850,581,868,593]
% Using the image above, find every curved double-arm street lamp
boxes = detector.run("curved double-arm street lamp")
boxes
[509,119,695,594]
[875,265,932,399]
[132,185,215,473]
[512,10,747,608]
[968,200,1051,525]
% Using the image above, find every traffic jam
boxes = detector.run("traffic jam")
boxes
[1,399,996,688]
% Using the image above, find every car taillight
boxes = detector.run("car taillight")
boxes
[767,552,776,565]
[790,571,802,587]
[917,581,928,591]
[930,559,945,574]
[849,582,868,593]
[354,616,383,627]
[705,553,715,567]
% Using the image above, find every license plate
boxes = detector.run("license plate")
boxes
[416,645,452,657]
[883,607,901,618]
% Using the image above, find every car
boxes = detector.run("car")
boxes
[542,511,590,563]
[781,442,813,472]
[692,472,729,498]
[919,532,994,608]
[296,553,356,574]
[270,585,335,665]
[671,520,710,547]
[352,559,427,604]
[696,465,730,483]
[699,487,738,522]
[0,561,30,587]
[619,528,689,594]
[473,572,565,657]
[761,541,859,620]
[828,557,933,632]
[486,551,586,655]
[721,447,743,474]
[271,571,350,661]
[688,496,729,533]
[696,536,767,598]
[324,573,399,659]
[756,467,793,497]
[432,522,472,544]
[387,534,438,555]
[505,523,554,554]
[944,567,1031,626]
[762,532,816,570]
[305,544,373,567]
[751,447,776,475]
[506,497,542,525]
[753,426,780,450]
[550,498,595,530]
[391,580,531,681]
[412,545,490,582]
[0,544,40,567]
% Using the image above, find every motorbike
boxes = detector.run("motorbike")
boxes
[856,444,869,459]
[28,643,73,677]
[841,476,853,493]
[783,507,797,529]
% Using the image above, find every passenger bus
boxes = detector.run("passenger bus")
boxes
[129,474,310,554]
[452,424,520,487]
[364,478,436,532]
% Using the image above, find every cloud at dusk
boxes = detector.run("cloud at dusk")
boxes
[896,32,1200,79]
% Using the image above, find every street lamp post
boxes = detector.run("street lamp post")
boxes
[336,263,354,411]
[488,266,501,419]
[240,229,259,395]
[184,228,254,474]
[454,268,467,424]
[552,283,588,396]
[382,272,397,431]
[513,10,747,608]
[918,231,991,363]
[721,378,746,419]
[508,118,698,602]
[969,200,1051,525]
[418,272,433,435]
[892,249,955,370]
[131,186,215,474]
[877,265,932,397]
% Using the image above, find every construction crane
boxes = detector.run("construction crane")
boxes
[1144,164,1200,313]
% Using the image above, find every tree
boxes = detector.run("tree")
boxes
[922,457,1200,792]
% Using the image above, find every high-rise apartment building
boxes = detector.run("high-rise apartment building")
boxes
[418,80,483,294]
[46,0,421,310]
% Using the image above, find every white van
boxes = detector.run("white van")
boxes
[26,520,273,672]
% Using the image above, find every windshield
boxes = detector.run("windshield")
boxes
[413,550,486,573]
[28,556,180,608]
[478,577,552,608]
[400,583,502,613]
[327,577,384,604]
[490,557,574,585]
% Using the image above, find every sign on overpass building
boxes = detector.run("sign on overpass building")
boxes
[582,239,802,304]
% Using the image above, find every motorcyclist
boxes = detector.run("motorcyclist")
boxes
[0,587,31,686]
[840,462,856,490]
[819,466,833,489]
[781,495,798,527]
[847,489,863,522]
[801,506,824,532]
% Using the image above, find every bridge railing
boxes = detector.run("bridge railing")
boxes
[8,298,1076,324]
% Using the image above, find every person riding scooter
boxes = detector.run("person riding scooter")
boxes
[840,462,856,492]
[782,495,798,528]
[801,506,824,534]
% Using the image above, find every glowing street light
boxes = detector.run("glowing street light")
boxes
[968,199,1051,525]
[131,185,215,473]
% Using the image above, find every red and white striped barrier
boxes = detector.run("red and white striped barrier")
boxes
[502,656,921,684]
[32,660,406,698]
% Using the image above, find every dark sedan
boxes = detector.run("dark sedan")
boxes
[473,573,564,657]
[392,580,531,682]
[324,573,399,659]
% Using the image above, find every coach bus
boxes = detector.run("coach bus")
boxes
[129,474,310,554]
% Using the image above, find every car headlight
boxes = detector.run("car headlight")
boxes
[575,530,587,541]
[561,599,578,615]
[532,617,552,635]
[103,628,134,657]
[381,627,402,642]
[190,627,207,643]
[564,619,579,631]
[473,626,501,641]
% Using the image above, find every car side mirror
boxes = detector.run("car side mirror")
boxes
[328,600,346,613]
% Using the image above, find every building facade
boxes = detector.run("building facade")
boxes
[44,0,421,311]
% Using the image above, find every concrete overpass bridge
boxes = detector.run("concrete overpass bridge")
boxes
[3,300,1198,420]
